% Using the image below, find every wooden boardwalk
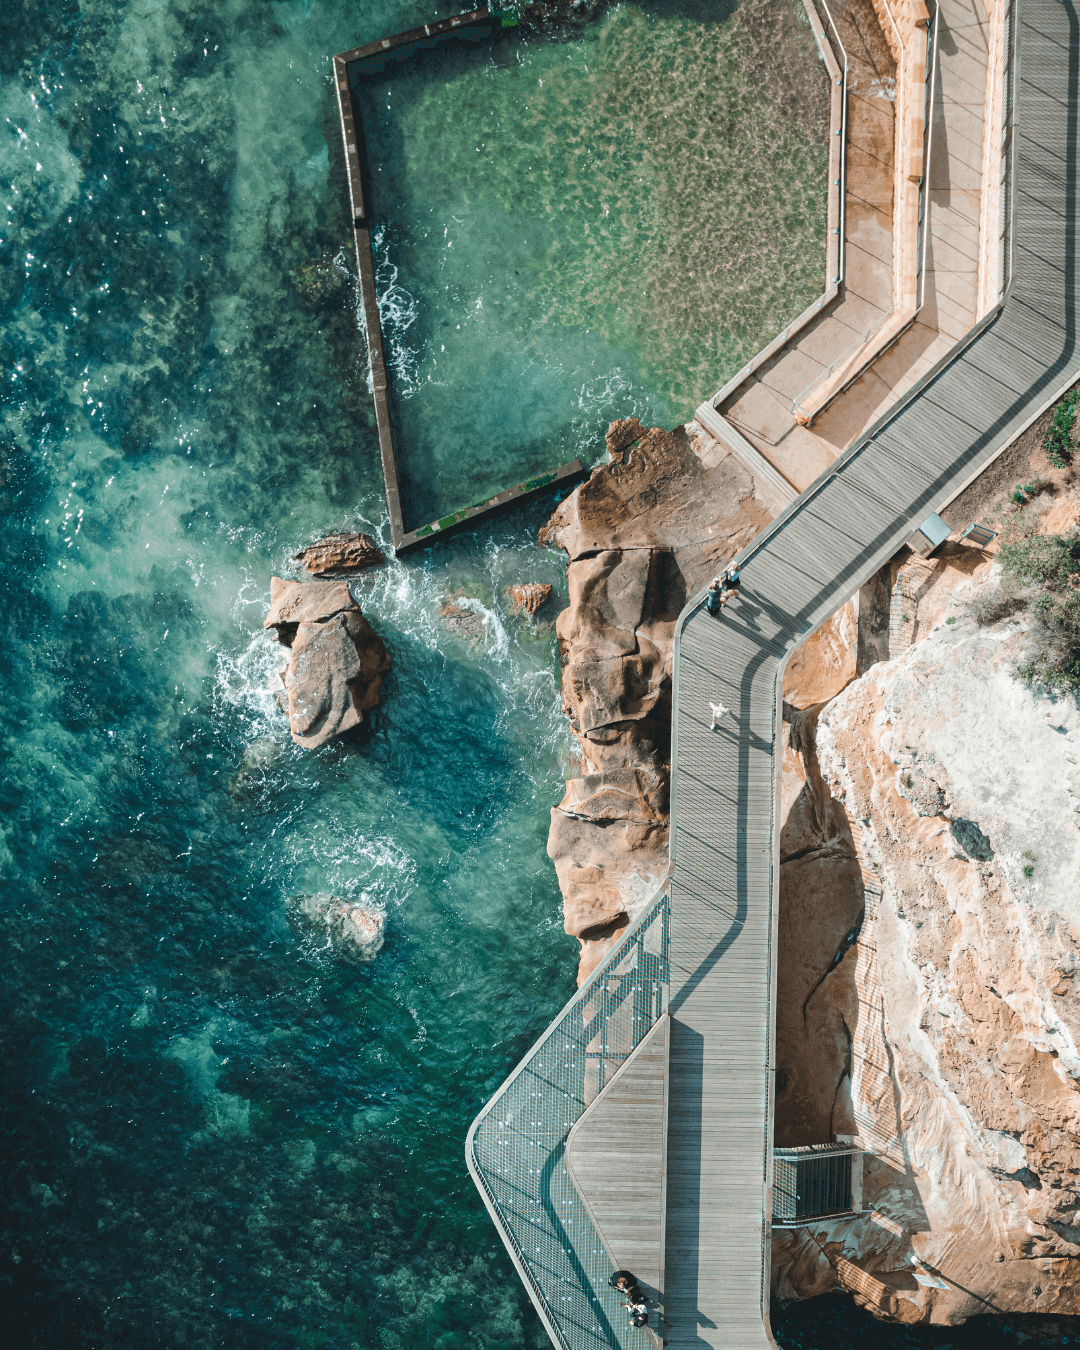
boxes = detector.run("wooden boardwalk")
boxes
[468,0,1080,1344]
[565,1017,670,1302]
[663,0,1080,1341]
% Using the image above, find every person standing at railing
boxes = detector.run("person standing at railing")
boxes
[705,577,723,615]
[719,561,742,607]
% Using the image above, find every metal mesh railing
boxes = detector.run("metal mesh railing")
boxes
[467,892,670,1350]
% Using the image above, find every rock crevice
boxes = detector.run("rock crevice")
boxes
[542,417,774,981]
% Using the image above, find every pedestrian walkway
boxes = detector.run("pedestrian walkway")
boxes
[663,0,1079,1337]
[715,0,1005,495]
[468,0,1080,1342]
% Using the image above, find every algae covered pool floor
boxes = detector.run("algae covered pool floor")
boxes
[352,0,832,526]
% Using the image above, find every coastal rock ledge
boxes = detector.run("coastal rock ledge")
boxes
[264,577,390,748]
[293,531,385,576]
[541,416,775,981]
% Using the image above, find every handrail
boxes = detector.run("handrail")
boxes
[466,890,670,1350]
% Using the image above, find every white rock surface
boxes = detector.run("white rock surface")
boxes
[773,594,1080,1323]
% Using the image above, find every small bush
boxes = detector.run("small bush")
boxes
[999,521,1080,692]
[1044,389,1080,468]
[969,591,1027,626]
[1024,864,1035,878]
[1011,480,1050,505]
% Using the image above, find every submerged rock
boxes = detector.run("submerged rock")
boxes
[293,532,386,576]
[264,577,390,748]
[229,732,291,796]
[438,590,488,645]
[289,893,385,962]
[505,582,552,617]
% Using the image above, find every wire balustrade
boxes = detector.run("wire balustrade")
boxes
[467,892,670,1350]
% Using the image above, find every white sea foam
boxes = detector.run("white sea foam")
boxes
[372,225,421,397]
[446,594,510,661]
[215,628,288,730]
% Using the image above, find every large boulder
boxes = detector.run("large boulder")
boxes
[264,578,390,748]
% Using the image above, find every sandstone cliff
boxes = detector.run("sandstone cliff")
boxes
[540,417,775,981]
[546,399,1080,1322]
[766,466,1080,1319]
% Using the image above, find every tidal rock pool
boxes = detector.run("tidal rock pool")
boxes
[354,0,832,523]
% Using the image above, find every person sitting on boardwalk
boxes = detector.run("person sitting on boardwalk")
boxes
[609,1270,639,1293]
[626,1296,649,1328]
[608,1273,650,1328]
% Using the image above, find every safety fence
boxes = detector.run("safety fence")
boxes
[467,892,670,1350]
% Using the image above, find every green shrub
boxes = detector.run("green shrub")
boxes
[999,521,1080,692]
[1044,389,1080,467]
[1024,864,1035,878]
[1012,480,1052,505]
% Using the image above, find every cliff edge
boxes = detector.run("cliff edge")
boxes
[540,417,775,981]
[544,403,1080,1322]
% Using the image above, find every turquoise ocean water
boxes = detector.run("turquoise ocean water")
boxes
[0,0,1072,1346]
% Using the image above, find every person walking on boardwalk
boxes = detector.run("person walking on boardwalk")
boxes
[709,701,729,731]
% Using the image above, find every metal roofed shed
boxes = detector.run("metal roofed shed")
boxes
[907,511,952,556]
[771,1144,862,1226]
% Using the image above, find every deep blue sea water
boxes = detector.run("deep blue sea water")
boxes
[0,0,1074,1347]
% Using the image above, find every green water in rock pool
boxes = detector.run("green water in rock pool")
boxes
[9,0,1064,1348]
[355,0,832,524]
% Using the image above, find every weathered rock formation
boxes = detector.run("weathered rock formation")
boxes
[545,391,1080,1323]
[288,893,386,961]
[293,531,385,576]
[772,539,1080,1322]
[505,582,552,617]
[541,417,776,981]
[264,578,390,748]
